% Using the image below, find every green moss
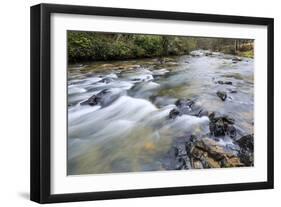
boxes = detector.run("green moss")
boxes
[238,50,254,58]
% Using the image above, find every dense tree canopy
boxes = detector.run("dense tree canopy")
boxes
[68,31,253,62]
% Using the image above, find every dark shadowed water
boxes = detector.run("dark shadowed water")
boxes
[67,50,254,175]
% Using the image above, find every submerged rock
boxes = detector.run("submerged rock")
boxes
[99,77,115,83]
[216,91,227,101]
[169,99,208,119]
[209,112,237,138]
[129,81,160,99]
[104,73,118,79]
[80,89,123,107]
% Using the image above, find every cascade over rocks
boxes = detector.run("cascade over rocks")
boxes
[169,99,208,119]
[80,89,123,107]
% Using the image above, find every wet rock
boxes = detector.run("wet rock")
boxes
[209,112,235,124]
[217,80,232,85]
[232,57,242,62]
[206,157,220,168]
[175,99,194,108]
[238,152,254,166]
[163,134,243,170]
[129,82,160,99]
[205,51,213,56]
[228,125,237,138]
[169,109,181,119]
[197,109,209,117]
[80,89,123,107]
[236,134,254,166]
[224,81,232,85]
[220,155,243,167]
[236,134,253,151]
[157,57,176,64]
[192,160,204,169]
[175,157,186,170]
[152,68,169,76]
[164,57,176,62]
[129,74,154,82]
[152,96,177,108]
[165,62,178,66]
[190,50,211,57]
[227,88,237,93]
[162,135,197,170]
[209,119,225,137]
[100,63,115,68]
[169,99,208,119]
[216,91,227,101]
[99,77,114,83]
[104,73,118,79]
[190,50,203,56]
[194,138,225,160]
[162,148,190,170]
[209,112,236,138]
[118,64,141,70]
[190,138,243,168]
[176,143,188,157]
[190,146,205,160]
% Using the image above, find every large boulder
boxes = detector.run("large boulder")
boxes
[163,135,243,170]
[190,138,243,168]
[80,88,123,107]
[236,134,253,151]
[236,134,254,166]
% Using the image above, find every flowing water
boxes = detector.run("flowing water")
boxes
[67,51,254,175]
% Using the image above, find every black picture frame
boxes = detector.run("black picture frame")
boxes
[30,3,274,204]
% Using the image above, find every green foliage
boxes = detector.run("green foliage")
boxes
[133,35,163,57]
[67,31,253,62]
[238,50,254,58]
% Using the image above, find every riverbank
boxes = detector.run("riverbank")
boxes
[68,31,254,62]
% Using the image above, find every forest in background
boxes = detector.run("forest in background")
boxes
[68,31,254,63]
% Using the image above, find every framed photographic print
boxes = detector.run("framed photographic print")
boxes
[30,3,274,203]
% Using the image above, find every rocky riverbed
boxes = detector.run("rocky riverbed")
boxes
[67,50,254,175]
